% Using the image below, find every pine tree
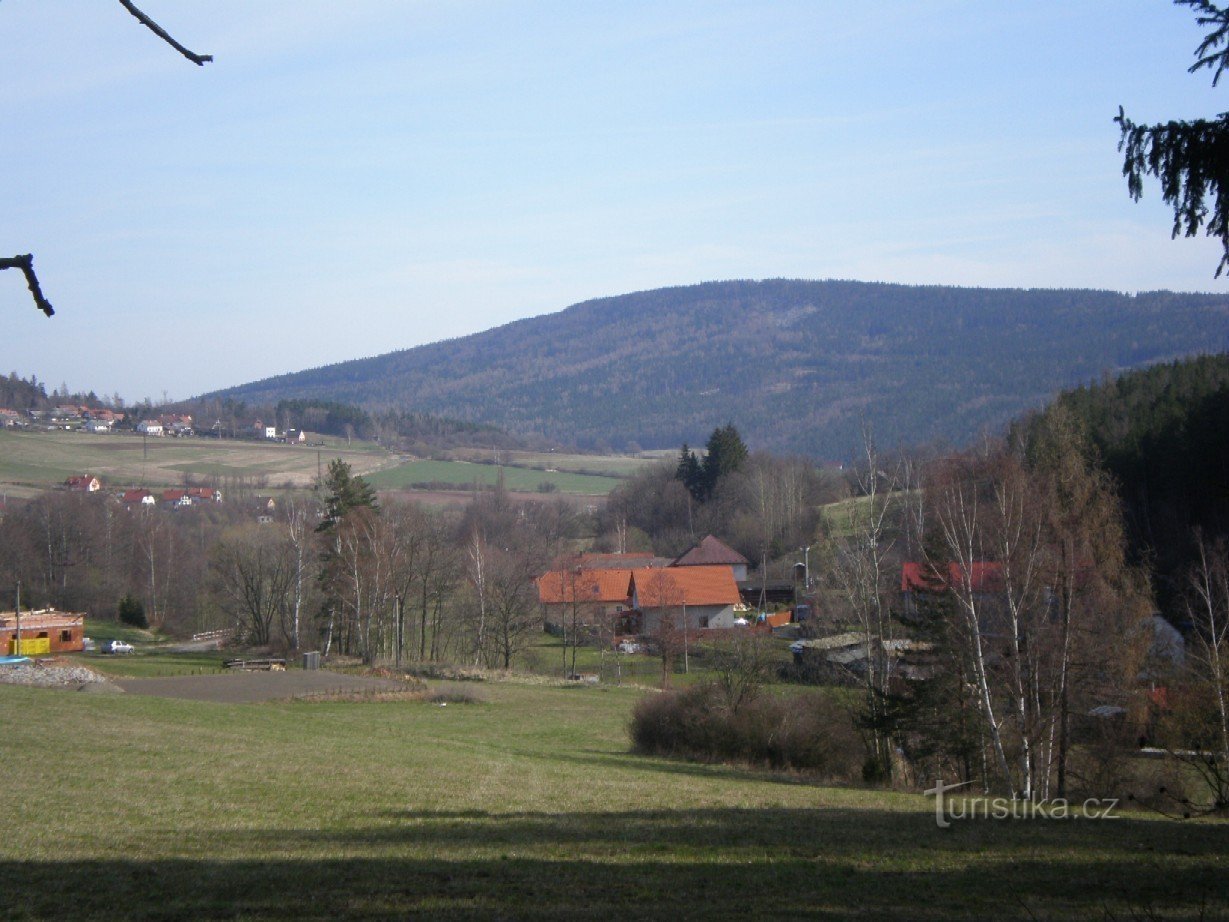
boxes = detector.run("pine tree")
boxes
[701,423,748,498]
[316,459,378,532]
[675,443,705,502]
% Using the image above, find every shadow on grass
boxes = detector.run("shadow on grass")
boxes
[542,746,818,786]
[7,807,1229,920]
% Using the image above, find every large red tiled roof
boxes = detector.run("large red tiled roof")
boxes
[537,568,636,605]
[631,566,740,608]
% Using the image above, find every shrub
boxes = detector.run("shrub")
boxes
[117,594,148,629]
[629,681,863,779]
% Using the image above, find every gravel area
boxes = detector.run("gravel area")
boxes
[0,660,110,689]
[0,660,414,702]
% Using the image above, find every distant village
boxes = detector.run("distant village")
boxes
[0,405,313,445]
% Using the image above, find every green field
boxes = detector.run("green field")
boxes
[449,448,659,479]
[368,459,622,495]
[0,429,390,493]
[3,672,1227,919]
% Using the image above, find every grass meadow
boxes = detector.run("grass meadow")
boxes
[3,672,1228,920]
[367,460,621,495]
[0,429,388,494]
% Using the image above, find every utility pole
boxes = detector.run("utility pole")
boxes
[682,591,689,674]
[14,580,21,657]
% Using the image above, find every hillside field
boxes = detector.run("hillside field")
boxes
[0,430,647,499]
[0,429,387,496]
[3,669,1227,920]
[367,459,623,495]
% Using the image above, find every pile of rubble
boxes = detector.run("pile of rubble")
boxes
[0,659,115,691]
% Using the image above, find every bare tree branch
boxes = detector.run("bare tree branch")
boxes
[117,0,213,66]
[0,255,54,317]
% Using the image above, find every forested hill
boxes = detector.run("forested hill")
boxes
[205,280,1229,458]
[1016,353,1229,617]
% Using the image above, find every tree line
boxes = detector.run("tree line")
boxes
[0,461,586,671]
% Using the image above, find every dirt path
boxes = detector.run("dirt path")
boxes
[114,670,410,704]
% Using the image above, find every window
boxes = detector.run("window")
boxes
[61,630,72,642]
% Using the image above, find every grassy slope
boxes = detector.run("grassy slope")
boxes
[0,429,388,491]
[0,430,640,498]
[2,679,1226,920]
[367,460,621,495]
[447,449,656,478]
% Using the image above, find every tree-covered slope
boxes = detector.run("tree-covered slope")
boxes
[1016,353,1229,617]
[206,280,1229,458]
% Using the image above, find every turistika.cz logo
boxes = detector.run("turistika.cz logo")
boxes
[924,779,1120,828]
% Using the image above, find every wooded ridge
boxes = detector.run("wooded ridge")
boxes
[204,279,1229,459]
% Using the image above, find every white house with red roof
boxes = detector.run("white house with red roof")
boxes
[630,565,742,632]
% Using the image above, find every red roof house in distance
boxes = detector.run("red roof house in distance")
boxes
[630,565,742,632]
[900,561,1004,594]
[65,474,101,492]
[673,535,749,581]
[537,566,637,633]
[900,561,1007,619]
[121,489,156,508]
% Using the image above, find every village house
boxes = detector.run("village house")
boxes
[673,535,750,582]
[121,489,156,508]
[252,420,278,440]
[161,414,194,437]
[1,608,86,655]
[65,474,101,493]
[187,486,222,504]
[629,565,742,633]
[161,489,195,509]
[0,408,20,428]
[159,487,223,509]
[537,567,640,635]
[84,419,113,433]
[899,561,1005,619]
[136,420,164,436]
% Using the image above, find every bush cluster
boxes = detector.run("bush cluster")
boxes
[630,682,863,778]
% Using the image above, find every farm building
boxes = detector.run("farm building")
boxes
[630,565,742,633]
[673,535,750,582]
[537,567,639,634]
[0,609,86,655]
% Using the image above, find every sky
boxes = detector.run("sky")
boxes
[2,1,1228,403]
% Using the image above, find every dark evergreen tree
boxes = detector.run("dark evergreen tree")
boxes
[701,423,748,497]
[675,443,705,502]
[316,459,378,533]
[118,593,148,629]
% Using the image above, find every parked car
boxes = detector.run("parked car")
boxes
[103,640,134,655]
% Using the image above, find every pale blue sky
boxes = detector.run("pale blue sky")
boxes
[2,1,1226,402]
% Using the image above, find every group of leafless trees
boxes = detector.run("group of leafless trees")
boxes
[603,450,843,565]
[0,466,581,670]
[821,410,1229,807]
